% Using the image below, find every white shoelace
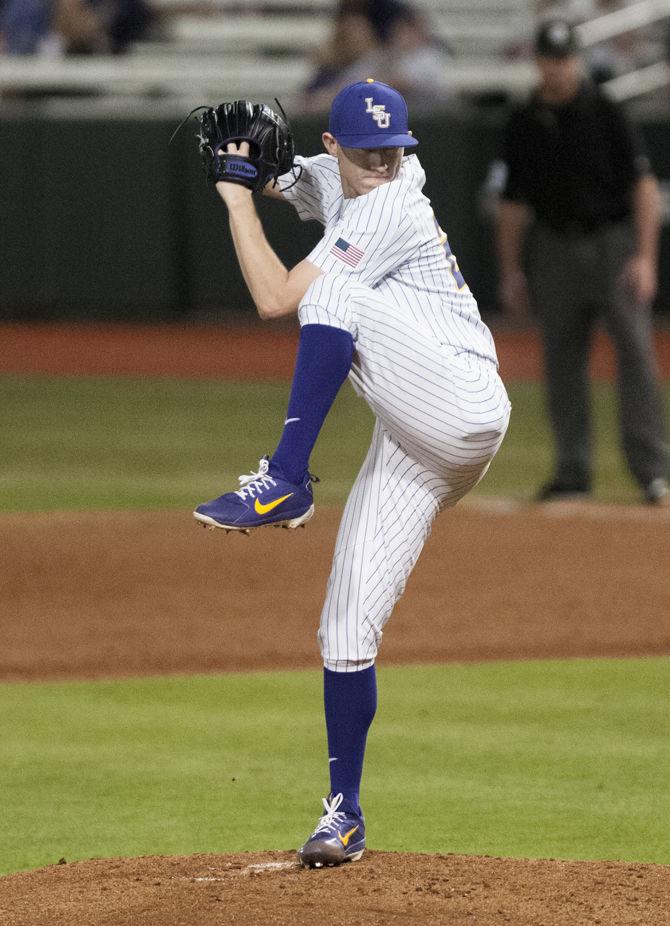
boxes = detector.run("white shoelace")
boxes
[235,458,277,500]
[311,793,346,836]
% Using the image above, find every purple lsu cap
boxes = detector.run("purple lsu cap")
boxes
[329,79,419,149]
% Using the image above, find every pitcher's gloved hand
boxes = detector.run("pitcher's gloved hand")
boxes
[196,100,295,192]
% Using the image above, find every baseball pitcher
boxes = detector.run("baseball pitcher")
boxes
[191,81,511,867]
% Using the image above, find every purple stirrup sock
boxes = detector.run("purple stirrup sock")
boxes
[270,324,354,485]
[324,665,377,816]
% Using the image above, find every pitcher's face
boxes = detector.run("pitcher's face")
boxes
[322,133,403,199]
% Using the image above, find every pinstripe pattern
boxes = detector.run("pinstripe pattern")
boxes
[280,154,510,671]
[280,154,497,364]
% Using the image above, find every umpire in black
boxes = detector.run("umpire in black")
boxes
[497,18,668,505]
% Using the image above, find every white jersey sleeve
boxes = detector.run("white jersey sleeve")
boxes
[277,154,341,226]
[305,174,418,287]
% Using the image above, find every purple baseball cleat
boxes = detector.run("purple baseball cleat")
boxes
[298,793,366,868]
[193,456,317,532]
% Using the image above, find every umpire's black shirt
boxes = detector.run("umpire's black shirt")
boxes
[502,80,651,233]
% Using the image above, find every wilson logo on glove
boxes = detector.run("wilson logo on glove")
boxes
[225,159,259,179]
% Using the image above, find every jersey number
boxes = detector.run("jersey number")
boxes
[434,217,467,290]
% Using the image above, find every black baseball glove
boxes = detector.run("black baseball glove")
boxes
[195,100,295,192]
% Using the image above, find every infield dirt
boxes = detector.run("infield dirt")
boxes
[2,504,669,682]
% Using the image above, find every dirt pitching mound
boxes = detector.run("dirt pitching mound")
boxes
[2,851,669,926]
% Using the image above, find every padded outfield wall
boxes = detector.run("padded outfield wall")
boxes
[2,111,669,320]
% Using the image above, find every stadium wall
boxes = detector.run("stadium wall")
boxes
[3,112,669,320]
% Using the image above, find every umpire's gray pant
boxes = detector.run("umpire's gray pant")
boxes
[528,220,667,489]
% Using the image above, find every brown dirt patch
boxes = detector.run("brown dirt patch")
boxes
[2,851,669,926]
[1,321,669,382]
[2,504,669,682]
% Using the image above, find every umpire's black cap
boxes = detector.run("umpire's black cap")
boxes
[535,19,579,58]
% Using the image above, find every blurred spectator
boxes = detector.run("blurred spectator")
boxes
[301,3,381,112]
[58,0,154,55]
[106,0,153,53]
[0,0,153,56]
[366,0,413,40]
[375,5,454,113]
[53,0,111,53]
[0,0,54,55]
[302,0,453,113]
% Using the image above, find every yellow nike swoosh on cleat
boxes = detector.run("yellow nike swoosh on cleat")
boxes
[337,825,359,847]
[254,493,294,515]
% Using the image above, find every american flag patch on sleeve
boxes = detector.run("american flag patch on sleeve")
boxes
[330,237,365,268]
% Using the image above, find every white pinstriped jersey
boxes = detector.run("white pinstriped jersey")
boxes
[279,151,510,671]
[279,154,498,365]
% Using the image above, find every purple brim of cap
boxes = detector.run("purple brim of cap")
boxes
[334,132,419,149]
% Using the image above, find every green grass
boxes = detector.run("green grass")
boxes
[0,376,369,510]
[2,658,669,875]
[1,375,668,511]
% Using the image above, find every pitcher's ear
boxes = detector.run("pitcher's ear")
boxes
[322,132,338,155]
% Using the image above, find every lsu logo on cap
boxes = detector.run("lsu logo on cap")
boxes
[365,98,391,129]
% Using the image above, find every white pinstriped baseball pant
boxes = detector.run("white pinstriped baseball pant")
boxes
[299,273,511,672]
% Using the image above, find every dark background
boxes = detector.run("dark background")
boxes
[3,110,669,321]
